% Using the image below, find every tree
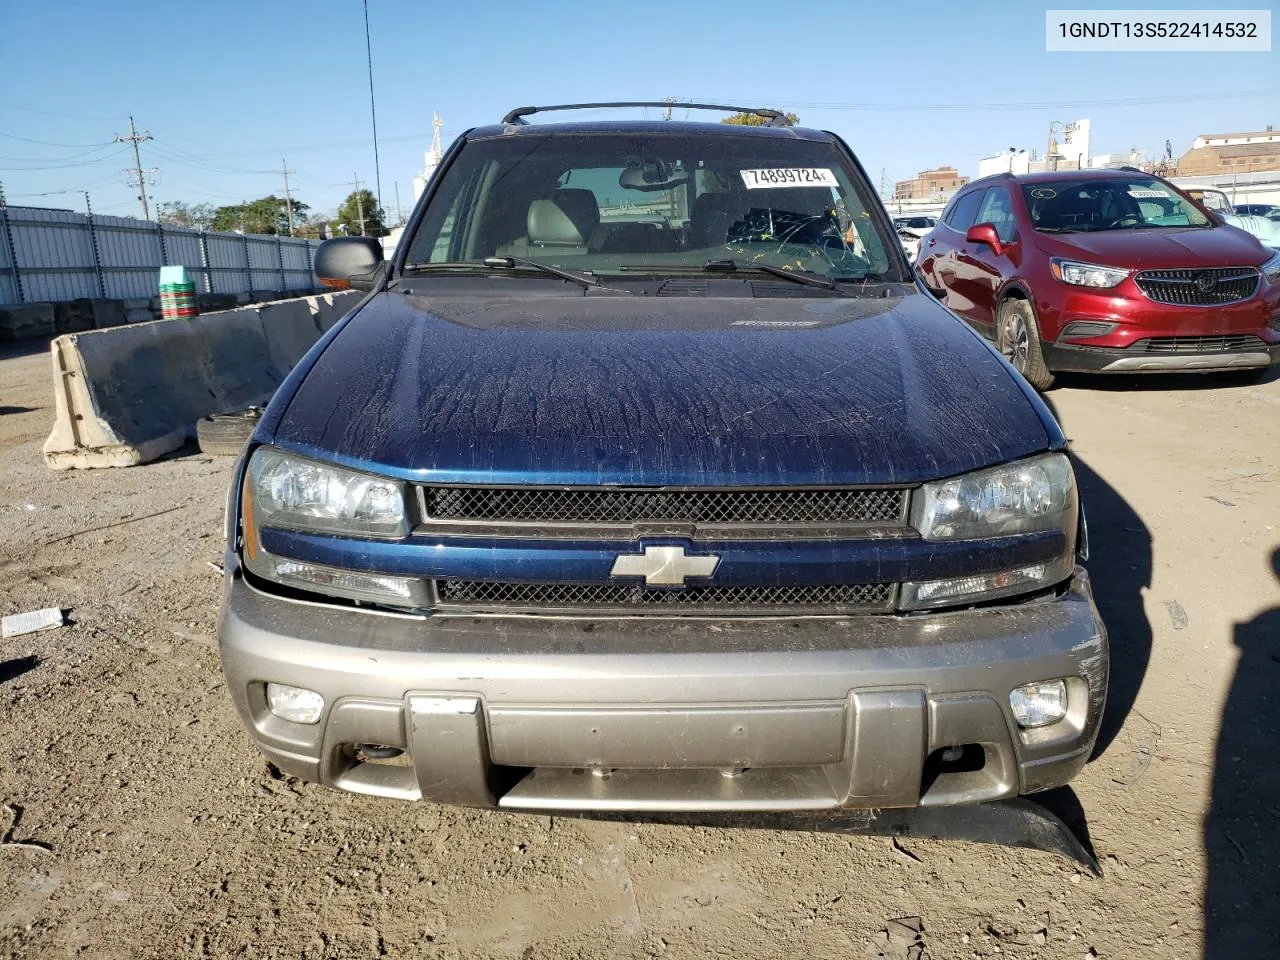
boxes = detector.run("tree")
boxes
[209,195,310,235]
[336,189,385,236]
[722,111,800,127]
[156,201,215,231]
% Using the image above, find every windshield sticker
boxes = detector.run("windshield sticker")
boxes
[1030,187,1057,199]
[740,168,838,189]
[1127,189,1169,198]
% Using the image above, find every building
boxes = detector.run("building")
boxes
[893,166,969,201]
[412,113,446,201]
[1177,127,1280,175]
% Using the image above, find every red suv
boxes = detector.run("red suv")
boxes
[916,169,1280,389]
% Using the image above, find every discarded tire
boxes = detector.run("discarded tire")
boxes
[196,408,262,456]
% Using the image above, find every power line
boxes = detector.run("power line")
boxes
[0,101,129,121]
[0,146,128,171]
[114,116,155,221]
[363,0,383,216]
[687,88,1280,113]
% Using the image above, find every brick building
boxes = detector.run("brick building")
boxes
[894,166,969,200]
[1177,126,1280,175]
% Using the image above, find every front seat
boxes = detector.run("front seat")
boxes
[498,188,600,258]
[690,191,744,249]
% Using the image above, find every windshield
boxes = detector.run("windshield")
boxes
[1021,177,1211,232]
[402,132,897,282]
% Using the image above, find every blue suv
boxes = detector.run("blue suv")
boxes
[218,103,1108,815]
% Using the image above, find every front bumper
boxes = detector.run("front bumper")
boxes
[218,570,1108,813]
[1044,339,1280,373]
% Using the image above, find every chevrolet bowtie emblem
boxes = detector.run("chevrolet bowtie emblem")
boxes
[610,545,720,586]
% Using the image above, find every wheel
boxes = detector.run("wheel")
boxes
[998,298,1055,391]
[1206,367,1270,386]
[197,407,262,456]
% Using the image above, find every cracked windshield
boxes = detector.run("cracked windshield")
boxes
[405,133,893,281]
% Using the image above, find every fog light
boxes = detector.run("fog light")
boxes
[266,683,325,724]
[1009,680,1068,728]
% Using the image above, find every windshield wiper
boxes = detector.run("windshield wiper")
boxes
[403,257,629,294]
[483,256,629,292]
[701,258,838,290]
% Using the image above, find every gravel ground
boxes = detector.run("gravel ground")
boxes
[1,337,1277,959]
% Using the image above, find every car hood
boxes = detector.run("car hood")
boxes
[1031,224,1269,268]
[271,289,1052,486]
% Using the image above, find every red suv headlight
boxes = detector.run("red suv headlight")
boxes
[1050,258,1129,289]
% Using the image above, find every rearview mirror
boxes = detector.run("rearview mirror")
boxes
[314,236,385,291]
[965,223,1004,256]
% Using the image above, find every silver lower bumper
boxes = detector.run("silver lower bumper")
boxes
[1099,351,1271,371]
[218,571,1108,812]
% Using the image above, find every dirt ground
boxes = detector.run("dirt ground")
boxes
[1,336,1277,960]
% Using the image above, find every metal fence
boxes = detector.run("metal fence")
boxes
[0,205,318,306]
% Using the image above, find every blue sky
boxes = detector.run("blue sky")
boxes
[1,0,1275,221]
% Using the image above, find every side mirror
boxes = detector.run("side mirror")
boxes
[965,223,1004,255]
[314,236,385,291]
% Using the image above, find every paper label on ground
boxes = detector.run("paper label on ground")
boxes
[2,608,65,638]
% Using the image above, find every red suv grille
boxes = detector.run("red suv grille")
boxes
[1134,267,1259,306]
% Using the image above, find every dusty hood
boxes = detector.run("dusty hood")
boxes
[270,289,1052,486]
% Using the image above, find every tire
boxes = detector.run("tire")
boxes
[1206,367,1270,386]
[997,298,1055,391]
[197,408,262,456]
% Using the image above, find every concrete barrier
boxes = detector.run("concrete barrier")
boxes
[0,303,55,340]
[43,290,360,469]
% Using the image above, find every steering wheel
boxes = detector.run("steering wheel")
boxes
[1105,214,1142,228]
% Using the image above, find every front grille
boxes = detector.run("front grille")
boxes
[1131,334,1267,354]
[1134,267,1259,306]
[421,486,907,526]
[435,579,895,614]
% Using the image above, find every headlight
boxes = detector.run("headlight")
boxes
[1262,251,1280,284]
[248,447,408,538]
[1049,258,1128,289]
[911,453,1077,541]
[240,447,423,609]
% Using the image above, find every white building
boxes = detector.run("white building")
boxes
[412,113,446,201]
[1192,126,1277,149]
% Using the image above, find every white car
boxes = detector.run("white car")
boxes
[897,229,921,262]
[892,215,938,238]
[1187,188,1280,250]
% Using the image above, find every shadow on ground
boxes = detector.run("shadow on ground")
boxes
[1038,393,1153,758]
[0,655,40,685]
[1204,548,1280,957]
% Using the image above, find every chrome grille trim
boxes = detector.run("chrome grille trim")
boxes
[1133,267,1259,306]
[434,579,896,615]
[419,486,909,527]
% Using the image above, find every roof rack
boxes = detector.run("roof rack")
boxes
[500,102,792,127]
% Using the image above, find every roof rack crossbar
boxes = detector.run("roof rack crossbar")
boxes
[501,102,791,127]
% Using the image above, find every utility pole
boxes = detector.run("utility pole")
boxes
[879,168,889,200]
[663,97,675,121]
[281,158,296,236]
[393,180,403,226]
[114,116,155,221]
[350,173,365,235]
